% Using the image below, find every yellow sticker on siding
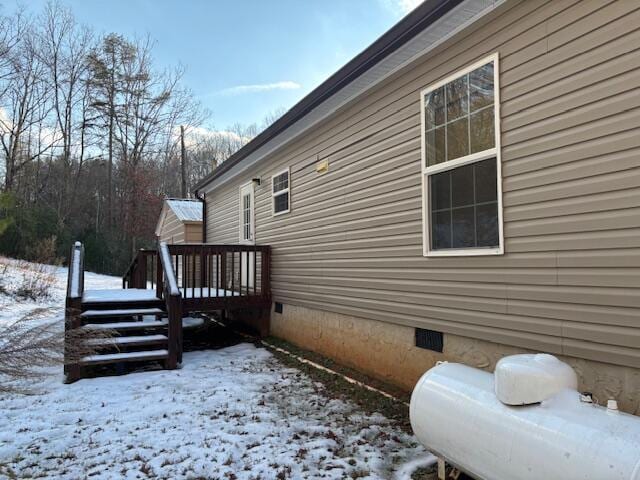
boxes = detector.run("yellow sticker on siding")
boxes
[316,159,329,174]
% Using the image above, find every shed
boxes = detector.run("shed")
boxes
[155,199,203,244]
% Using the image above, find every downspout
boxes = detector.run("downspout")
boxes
[195,189,207,243]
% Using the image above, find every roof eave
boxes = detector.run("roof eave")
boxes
[193,0,461,192]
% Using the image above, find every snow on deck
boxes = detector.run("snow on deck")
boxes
[81,308,164,317]
[86,334,167,345]
[82,319,168,330]
[83,288,160,303]
[180,287,241,298]
[81,349,169,363]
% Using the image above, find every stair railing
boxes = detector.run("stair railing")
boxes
[64,241,85,382]
[159,241,182,368]
[123,248,158,290]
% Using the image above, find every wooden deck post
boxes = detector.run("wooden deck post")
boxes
[64,242,85,383]
[64,297,82,383]
[261,248,271,297]
[159,242,183,370]
[200,250,206,296]
[138,253,147,289]
[166,293,182,369]
[255,307,271,337]
[220,250,227,292]
[156,251,163,300]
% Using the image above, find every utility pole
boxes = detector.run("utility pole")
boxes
[180,125,187,198]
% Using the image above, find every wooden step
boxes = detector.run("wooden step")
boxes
[86,334,168,348]
[81,308,164,319]
[80,349,169,366]
[82,289,163,309]
[82,320,168,331]
[83,288,160,303]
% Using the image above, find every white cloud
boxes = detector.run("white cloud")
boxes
[191,126,248,143]
[381,0,424,16]
[215,81,301,96]
[176,126,252,149]
[0,106,9,126]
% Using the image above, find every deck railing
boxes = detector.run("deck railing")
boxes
[166,244,271,307]
[124,243,271,310]
[123,248,159,291]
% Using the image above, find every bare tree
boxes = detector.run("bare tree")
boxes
[159,85,209,196]
[0,8,25,94]
[37,1,94,219]
[0,16,57,192]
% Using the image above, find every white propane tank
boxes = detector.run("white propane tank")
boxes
[410,356,640,480]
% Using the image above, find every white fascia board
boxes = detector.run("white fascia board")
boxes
[154,204,168,237]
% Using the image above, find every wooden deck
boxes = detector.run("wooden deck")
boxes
[64,242,271,382]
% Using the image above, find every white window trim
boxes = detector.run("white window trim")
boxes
[271,167,291,217]
[238,181,255,245]
[420,52,504,257]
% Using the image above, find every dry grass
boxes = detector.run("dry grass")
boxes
[0,262,8,295]
[0,310,113,395]
[25,236,61,266]
[0,256,57,301]
[13,261,57,301]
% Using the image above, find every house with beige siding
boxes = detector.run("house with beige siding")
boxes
[194,0,640,414]
[155,198,203,244]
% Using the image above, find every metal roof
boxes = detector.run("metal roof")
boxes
[165,199,203,223]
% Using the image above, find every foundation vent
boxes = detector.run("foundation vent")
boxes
[274,302,283,314]
[415,328,443,352]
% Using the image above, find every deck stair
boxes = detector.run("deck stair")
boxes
[80,349,170,366]
[81,307,164,317]
[83,319,169,331]
[75,289,170,369]
[64,241,272,382]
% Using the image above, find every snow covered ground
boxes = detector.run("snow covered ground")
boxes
[0,258,432,479]
[0,256,121,328]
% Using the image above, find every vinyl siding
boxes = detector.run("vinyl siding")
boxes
[185,223,203,243]
[205,0,640,368]
[158,209,185,244]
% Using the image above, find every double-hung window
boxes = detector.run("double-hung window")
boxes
[421,53,503,256]
[272,168,290,216]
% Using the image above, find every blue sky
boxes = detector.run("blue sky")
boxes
[15,0,420,129]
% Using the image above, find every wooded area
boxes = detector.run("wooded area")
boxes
[0,2,273,274]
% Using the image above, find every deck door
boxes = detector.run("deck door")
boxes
[239,183,255,290]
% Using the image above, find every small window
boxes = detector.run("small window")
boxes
[421,54,503,256]
[272,168,290,216]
